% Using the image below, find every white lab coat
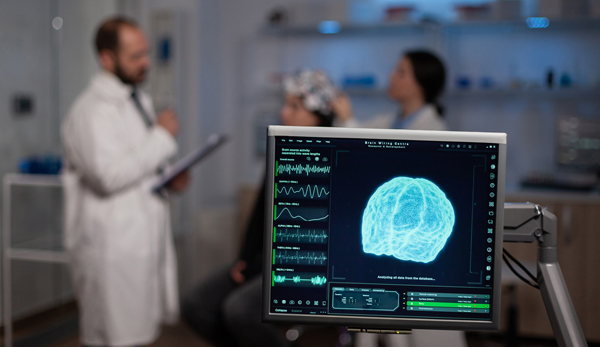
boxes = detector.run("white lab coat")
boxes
[339,104,448,131]
[62,71,179,346]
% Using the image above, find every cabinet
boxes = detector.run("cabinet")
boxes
[502,191,600,342]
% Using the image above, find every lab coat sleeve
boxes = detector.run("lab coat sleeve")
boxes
[64,105,178,196]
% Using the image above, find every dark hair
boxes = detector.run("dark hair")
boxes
[313,110,335,127]
[94,16,139,54]
[404,50,446,116]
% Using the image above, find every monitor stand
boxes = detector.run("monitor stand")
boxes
[504,203,587,347]
[347,203,588,347]
[347,328,412,334]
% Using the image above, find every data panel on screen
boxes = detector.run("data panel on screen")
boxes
[263,126,506,331]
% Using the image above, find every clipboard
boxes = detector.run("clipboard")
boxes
[152,133,228,192]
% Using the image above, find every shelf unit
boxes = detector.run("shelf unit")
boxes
[2,173,67,347]
[260,18,600,36]
[255,17,600,98]
[343,87,600,99]
[241,11,600,195]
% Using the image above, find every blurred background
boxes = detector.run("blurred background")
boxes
[0,0,598,346]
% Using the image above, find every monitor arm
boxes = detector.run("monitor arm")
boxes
[503,203,587,347]
[348,203,587,346]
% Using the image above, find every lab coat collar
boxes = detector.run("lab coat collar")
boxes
[392,104,436,129]
[91,70,135,101]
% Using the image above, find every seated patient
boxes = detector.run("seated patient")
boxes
[182,70,340,347]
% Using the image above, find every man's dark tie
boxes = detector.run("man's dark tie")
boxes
[131,89,166,179]
[131,89,153,128]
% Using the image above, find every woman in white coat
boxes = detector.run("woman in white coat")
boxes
[62,18,187,347]
[335,50,447,132]
[334,50,468,347]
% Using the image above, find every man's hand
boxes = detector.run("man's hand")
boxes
[156,109,179,137]
[168,170,190,193]
[230,260,247,285]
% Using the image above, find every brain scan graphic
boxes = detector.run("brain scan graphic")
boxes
[362,177,455,263]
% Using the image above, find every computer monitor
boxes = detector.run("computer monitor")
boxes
[262,126,507,331]
[556,116,600,173]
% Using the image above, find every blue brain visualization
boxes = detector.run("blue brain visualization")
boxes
[362,177,455,263]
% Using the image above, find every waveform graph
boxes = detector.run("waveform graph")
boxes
[274,206,329,222]
[275,228,328,244]
[272,272,328,287]
[276,183,330,200]
[276,162,331,177]
[274,250,328,266]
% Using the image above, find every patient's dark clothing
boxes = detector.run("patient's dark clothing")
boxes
[238,182,265,280]
[182,181,288,347]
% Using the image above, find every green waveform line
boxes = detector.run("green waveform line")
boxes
[277,163,331,176]
[277,184,330,199]
[275,208,329,222]
[275,250,328,265]
[276,228,328,243]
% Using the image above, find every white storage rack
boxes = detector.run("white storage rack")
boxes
[2,173,68,347]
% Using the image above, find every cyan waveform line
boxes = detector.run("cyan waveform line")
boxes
[311,276,327,285]
[275,250,328,265]
[275,208,329,222]
[276,228,328,243]
[277,163,331,176]
[277,184,330,199]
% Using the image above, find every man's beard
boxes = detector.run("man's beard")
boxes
[114,61,146,86]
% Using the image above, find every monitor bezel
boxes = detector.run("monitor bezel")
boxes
[263,125,507,331]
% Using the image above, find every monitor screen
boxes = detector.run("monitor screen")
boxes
[556,116,600,172]
[263,126,507,331]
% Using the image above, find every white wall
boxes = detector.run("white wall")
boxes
[0,0,118,320]
[0,1,56,180]
[0,0,119,187]
[56,1,119,125]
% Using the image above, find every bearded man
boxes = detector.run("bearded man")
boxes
[62,16,188,347]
